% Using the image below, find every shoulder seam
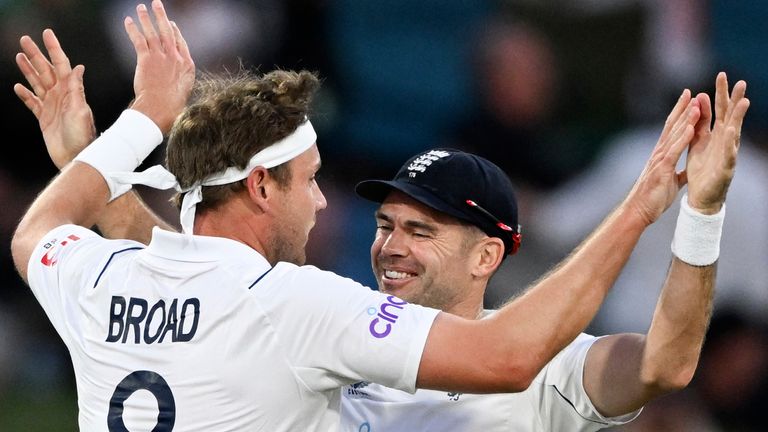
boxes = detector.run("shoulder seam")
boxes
[93,247,144,288]
[248,266,275,290]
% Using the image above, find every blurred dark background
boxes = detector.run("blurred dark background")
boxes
[1,0,766,430]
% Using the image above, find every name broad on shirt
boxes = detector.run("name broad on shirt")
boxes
[106,295,200,344]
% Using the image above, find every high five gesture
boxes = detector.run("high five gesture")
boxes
[686,72,750,213]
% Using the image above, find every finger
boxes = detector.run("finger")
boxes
[69,64,86,102]
[721,126,739,170]
[136,3,160,51]
[13,83,43,118]
[124,16,149,56]
[729,79,747,102]
[693,92,712,137]
[666,124,695,166]
[151,0,175,52]
[663,100,699,152]
[714,72,728,122]
[70,64,97,140]
[42,29,72,79]
[15,52,47,98]
[656,98,695,160]
[19,34,56,89]
[729,98,750,150]
[171,21,191,60]
[668,103,699,147]
[724,80,747,125]
[660,89,692,141]
[695,93,712,125]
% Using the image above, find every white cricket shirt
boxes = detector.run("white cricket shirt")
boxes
[28,225,439,431]
[340,333,641,431]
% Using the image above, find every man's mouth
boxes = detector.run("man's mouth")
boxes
[383,270,416,280]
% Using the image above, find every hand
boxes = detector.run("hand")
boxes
[625,90,701,225]
[684,72,750,214]
[14,29,96,169]
[125,0,195,133]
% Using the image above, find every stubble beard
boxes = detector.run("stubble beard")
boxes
[269,222,307,265]
[378,274,455,312]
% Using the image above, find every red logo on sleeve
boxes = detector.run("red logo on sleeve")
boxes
[41,234,81,267]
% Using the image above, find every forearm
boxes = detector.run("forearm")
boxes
[97,190,177,244]
[584,259,714,417]
[585,195,722,416]
[419,203,648,393]
[637,197,721,392]
[493,203,647,376]
[642,258,714,389]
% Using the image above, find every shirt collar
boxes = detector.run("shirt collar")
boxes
[144,226,270,266]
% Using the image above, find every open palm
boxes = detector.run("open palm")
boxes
[14,29,96,169]
[684,72,750,214]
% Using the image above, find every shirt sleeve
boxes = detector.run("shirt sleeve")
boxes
[26,224,142,346]
[537,333,642,430]
[263,264,440,394]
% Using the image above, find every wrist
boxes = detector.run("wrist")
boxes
[74,109,163,201]
[686,195,723,216]
[130,95,175,134]
[618,200,656,231]
[671,193,725,266]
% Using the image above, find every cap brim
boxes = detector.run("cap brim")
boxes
[355,179,474,223]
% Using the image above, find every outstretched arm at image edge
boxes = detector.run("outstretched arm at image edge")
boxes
[416,90,702,394]
[583,72,750,416]
[11,0,193,282]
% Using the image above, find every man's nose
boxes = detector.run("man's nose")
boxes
[380,228,409,257]
[315,185,327,210]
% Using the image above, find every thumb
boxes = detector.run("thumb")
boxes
[70,64,85,94]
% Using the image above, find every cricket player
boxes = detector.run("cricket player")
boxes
[341,135,739,430]
[12,1,748,429]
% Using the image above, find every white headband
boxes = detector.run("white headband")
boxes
[110,120,317,234]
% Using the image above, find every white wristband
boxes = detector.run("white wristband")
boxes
[670,193,725,266]
[74,109,163,201]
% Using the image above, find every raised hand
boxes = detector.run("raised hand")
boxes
[14,29,96,169]
[624,90,701,225]
[126,0,195,133]
[685,72,750,214]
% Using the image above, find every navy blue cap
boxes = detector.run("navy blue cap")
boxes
[355,148,521,255]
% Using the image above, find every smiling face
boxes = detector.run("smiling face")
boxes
[370,191,485,311]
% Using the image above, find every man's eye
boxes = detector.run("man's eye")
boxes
[377,225,392,231]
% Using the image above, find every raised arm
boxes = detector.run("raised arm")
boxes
[11,0,193,282]
[13,3,186,244]
[583,72,750,416]
[417,89,702,392]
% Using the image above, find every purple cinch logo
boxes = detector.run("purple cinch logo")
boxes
[368,295,408,338]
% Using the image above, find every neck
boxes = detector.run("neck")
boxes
[194,194,272,262]
[444,284,488,320]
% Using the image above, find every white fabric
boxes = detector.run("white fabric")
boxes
[27,225,438,432]
[74,109,163,201]
[340,333,641,432]
[109,120,317,234]
[671,193,725,266]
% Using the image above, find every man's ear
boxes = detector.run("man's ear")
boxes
[471,237,505,279]
[245,167,271,211]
